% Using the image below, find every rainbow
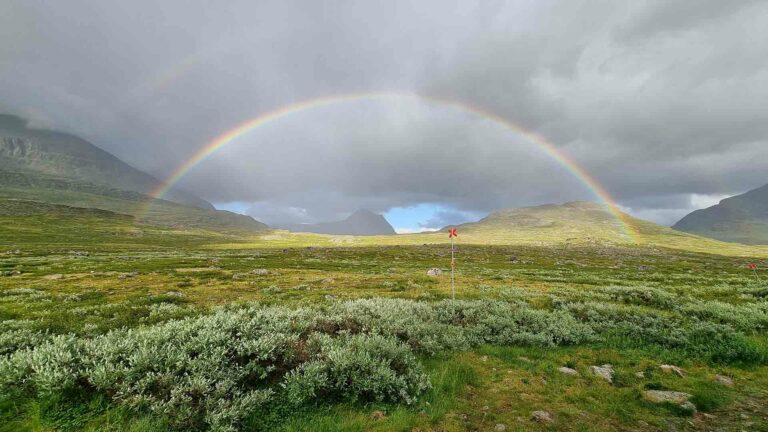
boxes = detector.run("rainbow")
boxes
[147,91,639,242]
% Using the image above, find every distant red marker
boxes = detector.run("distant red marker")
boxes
[448,228,458,238]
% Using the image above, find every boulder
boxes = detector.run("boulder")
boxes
[531,410,554,423]
[642,390,695,412]
[426,268,442,277]
[660,364,686,378]
[714,374,733,386]
[558,367,579,376]
[590,364,614,383]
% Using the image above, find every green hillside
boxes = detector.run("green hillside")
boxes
[0,114,211,209]
[0,170,268,233]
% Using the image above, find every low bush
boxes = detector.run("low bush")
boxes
[0,297,764,430]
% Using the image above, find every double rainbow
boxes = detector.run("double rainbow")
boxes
[147,91,639,242]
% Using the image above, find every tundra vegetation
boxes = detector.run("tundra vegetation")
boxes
[1,209,767,431]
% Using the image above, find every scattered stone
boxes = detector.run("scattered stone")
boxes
[590,364,614,383]
[44,274,64,280]
[1,270,21,276]
[324,294,337,300]
[635,371,645,378]
[558,367,579,376]
[643,390,695,412]
[713,374,733,386]
[426,268,442,277]
[482,405,489,411]
[232,273,248,280]
[517,356,533,363]
[660,364,686,378]
[638,265,650,271]
[252,268,269,275]
[69,250,90,256]
[321,278,335,284]
[494,424,507,431]
[509,256,519,264]
[637,420,649,427]
[119,271,140,280]
[481,355,488,362]
[531,410,554,423]
[371,410,386,420]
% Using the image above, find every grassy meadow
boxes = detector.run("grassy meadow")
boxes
[1,200,768,431]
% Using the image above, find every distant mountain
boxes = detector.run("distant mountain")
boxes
[282,209,396,235]
[0,114,268,233]
[673,184,768,244]
[0,114,211,209]
[443,201,674,244]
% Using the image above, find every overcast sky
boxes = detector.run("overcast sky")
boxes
[2,0,766,230]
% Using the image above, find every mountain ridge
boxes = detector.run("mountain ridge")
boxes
[0,114,212,210]
[281,209,396,236]
[673,183,768,244]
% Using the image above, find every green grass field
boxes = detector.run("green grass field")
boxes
[1,199,767,431]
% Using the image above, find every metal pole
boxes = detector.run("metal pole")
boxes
[451,236,455,299]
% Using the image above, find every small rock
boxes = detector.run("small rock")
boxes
[321,278,335,284]
[638,420,649,427]
[371,410,386,420]
[643,390,695,412]
[481,355,488,362]
[531,410,554,423]
[590,364,614,383]
[252,268,269,275]
[426,268,442,277]
[232,273,248,280]
[558,367,579,376]
[324,294,337,300]
[660,364,686,378]
[517,356,533,363]
[713,374,733,387]
[638,265,650,271]
[44,273,64,280]
[494,424,507,431]
[635,371,645,378]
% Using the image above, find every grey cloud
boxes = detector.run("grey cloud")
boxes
[1,0,766,226]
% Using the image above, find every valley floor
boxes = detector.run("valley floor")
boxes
[1,233,767,431]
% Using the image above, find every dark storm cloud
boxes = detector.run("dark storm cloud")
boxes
[1,0,766,225]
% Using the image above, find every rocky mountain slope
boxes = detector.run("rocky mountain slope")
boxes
[673,183,768,244]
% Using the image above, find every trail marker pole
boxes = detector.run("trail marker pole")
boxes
[449,228,458,299]
[749,263,761,282]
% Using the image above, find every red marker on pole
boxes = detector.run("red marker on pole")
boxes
[748,263,760,282]
[449,228,458,299]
